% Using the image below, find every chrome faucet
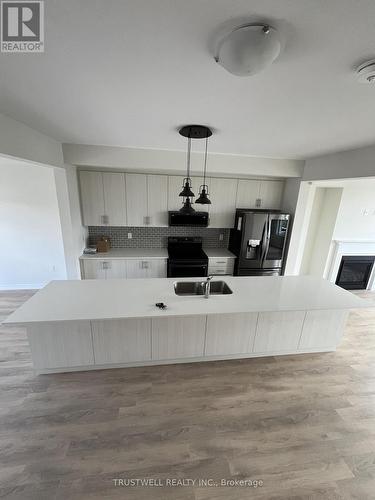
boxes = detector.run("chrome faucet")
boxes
[204,275,214,299]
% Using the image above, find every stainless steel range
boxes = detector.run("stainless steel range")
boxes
[167,237,208,278]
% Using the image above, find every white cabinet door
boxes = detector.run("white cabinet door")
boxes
[152,316,206,360]
[149,259,167,278]
[299,310,348,350]
[126,259,166,278]
[82,260,106,279]
[126,259,148,278]
[168,176,184,211]
[205,313,258,356]
[104,260,127,279]
[254,311,306,353]
[102,172,127,226]
[147,175,168,226]
[92,318,151,364]
[27,321,94,369]
[259,180,284,209]
[126,173,148,226]
[236,180,261,209]
[79,171,105,226]
[208,178,237,228]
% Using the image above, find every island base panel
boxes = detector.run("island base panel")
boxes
[25,309,348,374]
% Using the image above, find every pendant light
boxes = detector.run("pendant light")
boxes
[195,135,211,205]
[178,125,212,213]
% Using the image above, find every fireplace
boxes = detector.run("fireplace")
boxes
[335,255,375,290]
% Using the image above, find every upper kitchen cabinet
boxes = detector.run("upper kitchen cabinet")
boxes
[80,171,105,226]
[235,179,284,210]
[208,177,238,228]
[126,173,168,226]
[80,171,127,226]
[147,175,168,226]
[125,173,148,226]
[236,179,261,209]
[259,180,284,209]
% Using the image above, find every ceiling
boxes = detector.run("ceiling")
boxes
[1,0,375,159]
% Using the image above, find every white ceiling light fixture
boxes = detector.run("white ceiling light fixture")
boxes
[356,60,375,83]
[214,23,281,77]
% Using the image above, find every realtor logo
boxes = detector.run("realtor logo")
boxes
[1,1,44,52]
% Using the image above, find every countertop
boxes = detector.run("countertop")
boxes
[5,276,371,325]
[80,248,168,260]
[79,248,235,260]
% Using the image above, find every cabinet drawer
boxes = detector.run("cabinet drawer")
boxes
[208,258,234,275]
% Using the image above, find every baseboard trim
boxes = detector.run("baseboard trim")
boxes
[35,348,336,375]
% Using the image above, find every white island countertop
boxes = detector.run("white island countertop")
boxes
[5,276,372,325]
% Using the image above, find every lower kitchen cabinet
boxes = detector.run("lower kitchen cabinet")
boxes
[126,259,167,278]
[82,259,126,279]
[205,313,257,355]
[151,316,206,360]
[253,311,306,353]
[81,258,167,279]
[91,318,151,364]
[208,257,235,276]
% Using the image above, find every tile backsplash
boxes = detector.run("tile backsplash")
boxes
[88,226,230,248]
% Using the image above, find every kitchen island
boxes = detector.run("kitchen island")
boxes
[5,276,371,374]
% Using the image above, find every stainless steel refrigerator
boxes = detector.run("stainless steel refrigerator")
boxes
[229,209,290,276]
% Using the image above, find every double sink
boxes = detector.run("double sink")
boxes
[174,280,232,296]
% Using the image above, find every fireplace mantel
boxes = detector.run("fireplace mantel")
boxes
[327,240,375,290]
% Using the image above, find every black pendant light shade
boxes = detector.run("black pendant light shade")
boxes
[179,197,195,214]
[195,185,212,204]
[179,178,195,198]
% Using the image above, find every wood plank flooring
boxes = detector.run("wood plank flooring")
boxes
[1,289,375,499]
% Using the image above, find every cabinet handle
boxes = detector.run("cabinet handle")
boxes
[102,261,111,270]
[255,198,261,208]
[101,215,109,224]
[215,261,226,264]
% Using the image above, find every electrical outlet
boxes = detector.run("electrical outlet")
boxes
[219,233,224,241]
[363,209,369,216]
[127,232,132,239]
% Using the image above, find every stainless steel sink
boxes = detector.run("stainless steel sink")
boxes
[174,280,233,296]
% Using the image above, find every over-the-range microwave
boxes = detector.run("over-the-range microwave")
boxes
[168,211,209,227]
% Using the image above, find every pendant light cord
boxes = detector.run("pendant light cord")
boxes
[203,136,208,186]
[186,135,191,180]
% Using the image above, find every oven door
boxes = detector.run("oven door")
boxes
[168,261,208,278]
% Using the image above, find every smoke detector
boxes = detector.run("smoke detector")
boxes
[356,60,375,83]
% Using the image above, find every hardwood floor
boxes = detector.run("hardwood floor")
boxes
[1,290,375,499]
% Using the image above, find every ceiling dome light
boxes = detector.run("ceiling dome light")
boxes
[356,60,375,83]
[215,23,281,77]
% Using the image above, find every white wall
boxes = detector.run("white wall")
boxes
[333,181,375,240]
[62,143,304,178]
[0,161,67,289]
[303,144,375,182]
[300,188,342,277]
[53,165,87,279]
[0,112,63,168]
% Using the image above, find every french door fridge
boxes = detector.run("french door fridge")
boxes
[229,210,290,276]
